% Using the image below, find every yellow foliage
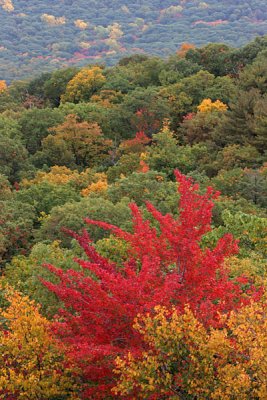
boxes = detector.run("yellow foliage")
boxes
[81,173,108,196]
[0,0,14,12]
[91,89,123,107]
[79,41,91,49]
[197,98,228,113]
[0,80,7,92]
[0,287,78,399]
[108,22,123,40]
[62,66,106,103]
[41,14,66,26]
[22,166,81,187]
[74,19,88,30]
[114,302,267,399]
[22,166,105,194]
[226,255,267,283]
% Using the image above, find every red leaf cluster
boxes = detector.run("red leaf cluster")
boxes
[42,171,259,398]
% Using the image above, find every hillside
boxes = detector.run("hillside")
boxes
[0,36,267,398]
[0,0,267,81]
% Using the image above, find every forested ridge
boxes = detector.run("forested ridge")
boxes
[0,36,266,398]
[0,0,267,81]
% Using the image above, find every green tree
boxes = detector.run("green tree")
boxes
[16,181,80,216]
[0,133,30,183]
[2,242,78,316]
[19,108,64,154]
[43,67,78,106]
[0,199,35,266]
[216,89,267,150]
[36,196,131,247]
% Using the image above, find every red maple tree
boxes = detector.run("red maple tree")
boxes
[42,171,260,399]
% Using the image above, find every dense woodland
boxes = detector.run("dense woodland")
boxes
[0,36,266,398]
[0,0,267,81]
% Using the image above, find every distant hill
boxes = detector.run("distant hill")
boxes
[0,0,267,81]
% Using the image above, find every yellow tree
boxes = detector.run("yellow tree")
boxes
[80,172,108,196]
[0,0,14,12]
[61,66,106,103]
[114,301,267,399]
[0,80,7,93]
[197,98,228,112]
[74,19,88,30]
[43,114,113,168]
[0,287,78,399]
[41,14,66,26]
[21,165,80,187]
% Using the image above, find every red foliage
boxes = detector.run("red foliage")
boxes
[193,19,228,26]
[119,131,151,154]
[42,171,260,399]
[138,159,150,173]
[183,112,195,121]
[131,108,161,136]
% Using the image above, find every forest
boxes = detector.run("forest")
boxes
[0,35,266,398]
[0,0,267,81]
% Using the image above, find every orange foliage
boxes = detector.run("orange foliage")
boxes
[81,173,108,196]
[45,114,112,167]
[0,80,7,92]
[197,98,228,113]
[177,42,195,57]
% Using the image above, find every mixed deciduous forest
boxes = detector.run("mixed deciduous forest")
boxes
[0,35,266,398]
[0,0,267,81]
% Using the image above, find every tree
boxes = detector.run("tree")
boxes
[0,114,21,139]
[114,300,267,399]
[238,56,267,94]
[16,180,80,215]
[0,199,35,266]
[185,43,233,76]
[179,109,223,145]
[0,286,78,399]
[147,125,211,177]
[0,174,11,200]
[212,167,267,208]
[61,66,106,103]
[197,98,227,113]
[118,131,151,155]
[2,242,78,317]
[43,67,78,106]
[42,114,113,168]
[106,153,141,182]
[0,80,7,92]
[122,86,170,136]
[214,145,262,171]
[215,89,267,151]
[106,170,178,213]
[19,108,64,154]
[177,42,195,58]
[37,196,131,247]
[0,124,30,183]
[42,172,257,398]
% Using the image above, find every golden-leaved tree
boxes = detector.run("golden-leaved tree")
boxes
[42,114,113,168]
[0,0,14,12]
[197,98,228,112]
[61,66,106,103]
[114,300,267,399]
[0,80,7,93]
[0,287,78,399]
